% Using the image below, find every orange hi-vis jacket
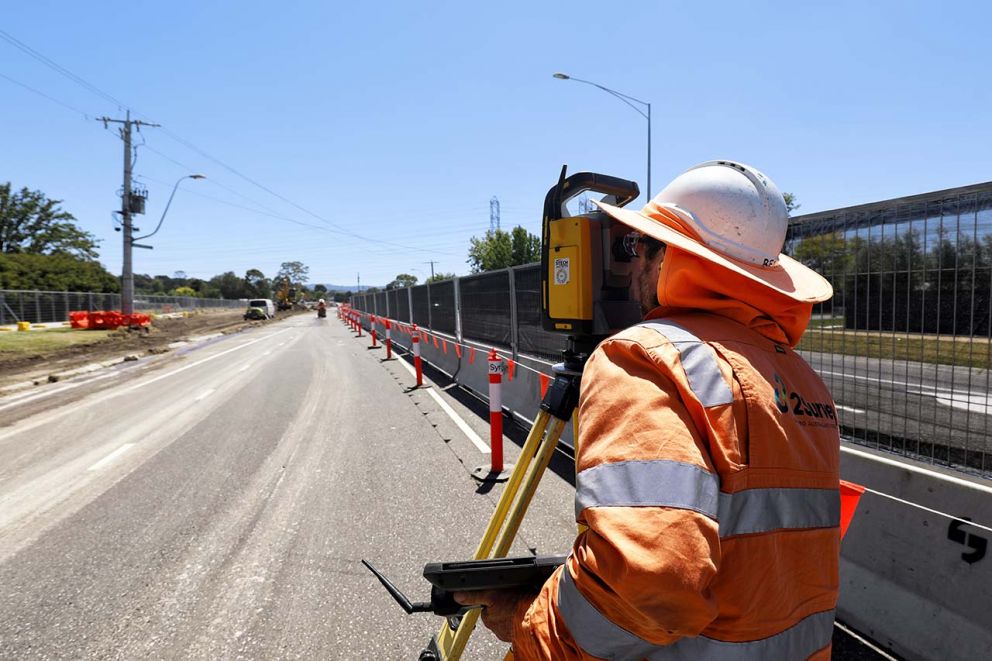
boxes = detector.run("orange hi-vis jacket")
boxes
[511,248,841,660]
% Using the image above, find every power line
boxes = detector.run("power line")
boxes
[0,29,126,109]
[0,30,464,258]
[0,71,91,119]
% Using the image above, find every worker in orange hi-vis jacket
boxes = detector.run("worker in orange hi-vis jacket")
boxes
[455,161,841,660]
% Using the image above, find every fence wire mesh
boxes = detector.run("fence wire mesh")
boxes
[428,281,456,335]
[410,285,430,328]
[786,183,992,477]
[459,271,512,350]
[0,290,243,325]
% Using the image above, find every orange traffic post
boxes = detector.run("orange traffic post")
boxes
[356,312,362,337]
[411,324,423,387]
[370,315,378,348]
[487,348,504,473]
[385,319,393,360]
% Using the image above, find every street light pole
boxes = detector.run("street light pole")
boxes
[133,174,206,242]
[553,72,652,197]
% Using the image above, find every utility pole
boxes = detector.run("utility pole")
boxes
[97,110,160,315]
[424,261,438,280]
[357,272,361,292]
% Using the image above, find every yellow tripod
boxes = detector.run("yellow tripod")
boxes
[420,357,583,661]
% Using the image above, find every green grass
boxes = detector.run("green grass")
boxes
[0,328,114,355]
[798,328,991,369]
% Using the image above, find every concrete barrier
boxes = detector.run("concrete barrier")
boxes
[839,444,992,660]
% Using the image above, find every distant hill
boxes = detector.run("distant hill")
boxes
[320,283,379,293]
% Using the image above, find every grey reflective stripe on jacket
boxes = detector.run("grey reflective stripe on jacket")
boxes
[575,459,840,535]
[638,320,733,407]
[575,460,720,520]
[558,569,835,661]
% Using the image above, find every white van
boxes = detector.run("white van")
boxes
[247,298,276,319]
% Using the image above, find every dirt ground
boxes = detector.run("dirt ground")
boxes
[0,309,304,390]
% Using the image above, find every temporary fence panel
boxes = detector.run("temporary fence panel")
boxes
[459,271,512,351]
[513,264,568,362]
[786,182,992,478]
[374,291,388,318]
[410,284,430,328]
[429,280,457,336]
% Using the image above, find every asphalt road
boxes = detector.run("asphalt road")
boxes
[0,315,889,659]
[802,349,992,468]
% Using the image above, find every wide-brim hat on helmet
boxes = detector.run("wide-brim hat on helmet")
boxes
[595,160,832,303]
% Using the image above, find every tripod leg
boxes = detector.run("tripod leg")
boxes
[471,409,552,560]
[438,416,569,661]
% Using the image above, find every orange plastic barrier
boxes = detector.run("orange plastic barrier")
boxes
[68,311,152,330]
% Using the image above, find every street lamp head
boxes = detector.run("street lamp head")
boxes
[552,72,570,80]
[188,174,206,180]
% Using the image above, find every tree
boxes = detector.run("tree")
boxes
[276,261,310,287]
[0,253,119,291]
[209,271,247,299]
[0,183,100,260]
[510,226,541,265]
[783,192,800,214]
[468,230,512,273]
[312,283,328,297]
[427,272,457,283]
[244,268,271,298]
[386,273,419,290]
[173,286,198,297]
[467,225,540,272]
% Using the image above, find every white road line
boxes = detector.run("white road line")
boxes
[263,350,272,356]
[87,443,135,471]
[194,388,215,402]
[819,369,985,398]
[906,388,992,414]
[0,370,123,413]
[238,363,253,373]
[836,404,867,414]
[394,354,490,453]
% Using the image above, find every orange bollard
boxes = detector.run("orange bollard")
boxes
[412,324,423,387]
[488,348,504,473]
[385,319,393,360]
[370,315,378,348]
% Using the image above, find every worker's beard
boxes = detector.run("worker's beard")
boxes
[637,255,663,317]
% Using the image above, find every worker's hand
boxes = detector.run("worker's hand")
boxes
[452,589,532,643]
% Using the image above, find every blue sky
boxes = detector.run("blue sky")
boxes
[2,1,990,287]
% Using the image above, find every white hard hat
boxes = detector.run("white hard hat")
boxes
[595,160,832,302]
[655,161,788,267]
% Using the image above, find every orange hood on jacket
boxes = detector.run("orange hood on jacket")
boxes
[653,246,814,347]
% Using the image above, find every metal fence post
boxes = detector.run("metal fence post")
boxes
[34,290,41,324]
[508,267,519,361]
[454,277,462,343]
[408,287,414,324]
[0,292,5,325]
[426,282,433,330]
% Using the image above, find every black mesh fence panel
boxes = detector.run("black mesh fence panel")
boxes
[429,280,456,334]
[460,271,512,349]
[374,292,388,317]
[513,265,568,361]
[392,289,410,322]
[411,285,430,327]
